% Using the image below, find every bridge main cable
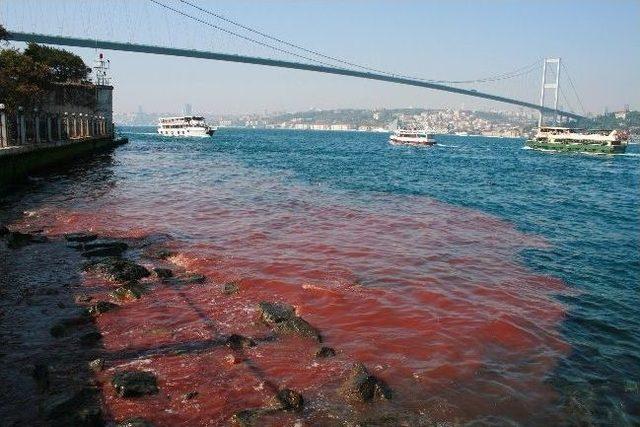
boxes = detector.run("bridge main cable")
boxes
[6,31,584,120]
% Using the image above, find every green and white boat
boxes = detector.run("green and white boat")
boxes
[526,127,629,154]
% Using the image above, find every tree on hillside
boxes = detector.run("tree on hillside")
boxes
[0,24,8,46]
[24,43,90,83]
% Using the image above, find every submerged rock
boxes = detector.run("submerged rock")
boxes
[80,331,103,347]
[116,418,154,427]
[84,239,128,251]
[64,232,98,242]
[274,389,304,412]
[6,231,34,248]
[258,301,295,325]
[50,315,94,337]
[110,283,145,301]
[273,316,322,342]
[84,257,150,283]
[88,301,119,316]
[50,323,67,338]
[116,417,153,427]
[150,248,174,259]
[82,240,128,257]
[222,282,240,295]
[178,273,206,284]
[89,358,105,372]
[44,387,103,427]
[315,346,336,358]
[225,334,256,350]
[182,391,198,400]
[75,294,93,304]
[339,363,392,403]
[32,363,50,392]
[230,408,276,427]
[153,267,173,279]
[112,370,159,397]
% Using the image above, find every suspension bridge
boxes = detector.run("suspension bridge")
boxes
[1,0,587,121]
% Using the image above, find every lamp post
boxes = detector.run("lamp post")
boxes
[0,103,6,148]
[64,112,69,140]
[18,106,25,145]
[34,108,40,144]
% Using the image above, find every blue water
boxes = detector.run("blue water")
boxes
[168,127,639,424]
[4,126,639,424]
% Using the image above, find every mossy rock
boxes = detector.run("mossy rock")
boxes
[111,370,159,398]
[84,257,150,283]
[273,316,322,342]
[258,301,295,325]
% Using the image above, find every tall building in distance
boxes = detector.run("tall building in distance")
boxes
[184,103,192,116]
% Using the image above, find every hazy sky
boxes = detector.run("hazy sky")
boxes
[2,0,639,115]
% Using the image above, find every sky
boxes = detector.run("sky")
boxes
[1,0,639,115]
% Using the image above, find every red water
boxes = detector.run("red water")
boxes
[19,188,569,425]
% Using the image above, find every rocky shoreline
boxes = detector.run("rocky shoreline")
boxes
[0,224,394,426]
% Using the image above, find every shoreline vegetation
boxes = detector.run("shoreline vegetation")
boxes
[0,221,395,426]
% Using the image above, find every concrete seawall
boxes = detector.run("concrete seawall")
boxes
[0,136,128,188]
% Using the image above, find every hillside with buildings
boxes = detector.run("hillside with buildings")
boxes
[116,108,540,137]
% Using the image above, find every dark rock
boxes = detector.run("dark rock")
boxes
[64,232,98,242]
[76,294,93,304]
[6,231,33,248]
[84,257,150,283]
[273,316,322,342]
[179,273,206,284]
[30,234,49,243]
[81,240,129,257]
[80,331,103,347]
[315,346,336,358]
[111,370,159,397]
[182,390,198,400]
[258,301,295,325]
[84,239,128,251]
[274,389,304,411]
[222,282,240,295]
[82,246,126,258]
[51,315,94,338]
[0,224,9,236]
[44,387,103,427]
[89,358,105,372]
[32,363,50,392]
[225,334,256,350]
[151,248,174,259]
[339,363,392,403]
[116,418,154,427]
[67,241,85,250]
[153,267,173,279]
[88,301,119,316]
[110,283,145,301]
[230,408,275,427]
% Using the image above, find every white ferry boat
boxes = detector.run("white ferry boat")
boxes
[157,116,216,137]
[526,127,629,154]
[389,129,436,146]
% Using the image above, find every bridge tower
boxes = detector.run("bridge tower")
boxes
[538,58,561,127]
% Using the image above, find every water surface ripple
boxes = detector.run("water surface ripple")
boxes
[2,127,638,425]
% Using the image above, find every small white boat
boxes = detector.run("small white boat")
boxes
[389,129,436,146]
[157,116,216,137]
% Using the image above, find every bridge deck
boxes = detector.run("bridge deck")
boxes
[6,31,584,120]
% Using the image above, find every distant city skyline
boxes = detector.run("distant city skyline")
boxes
[2,0,639,115]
